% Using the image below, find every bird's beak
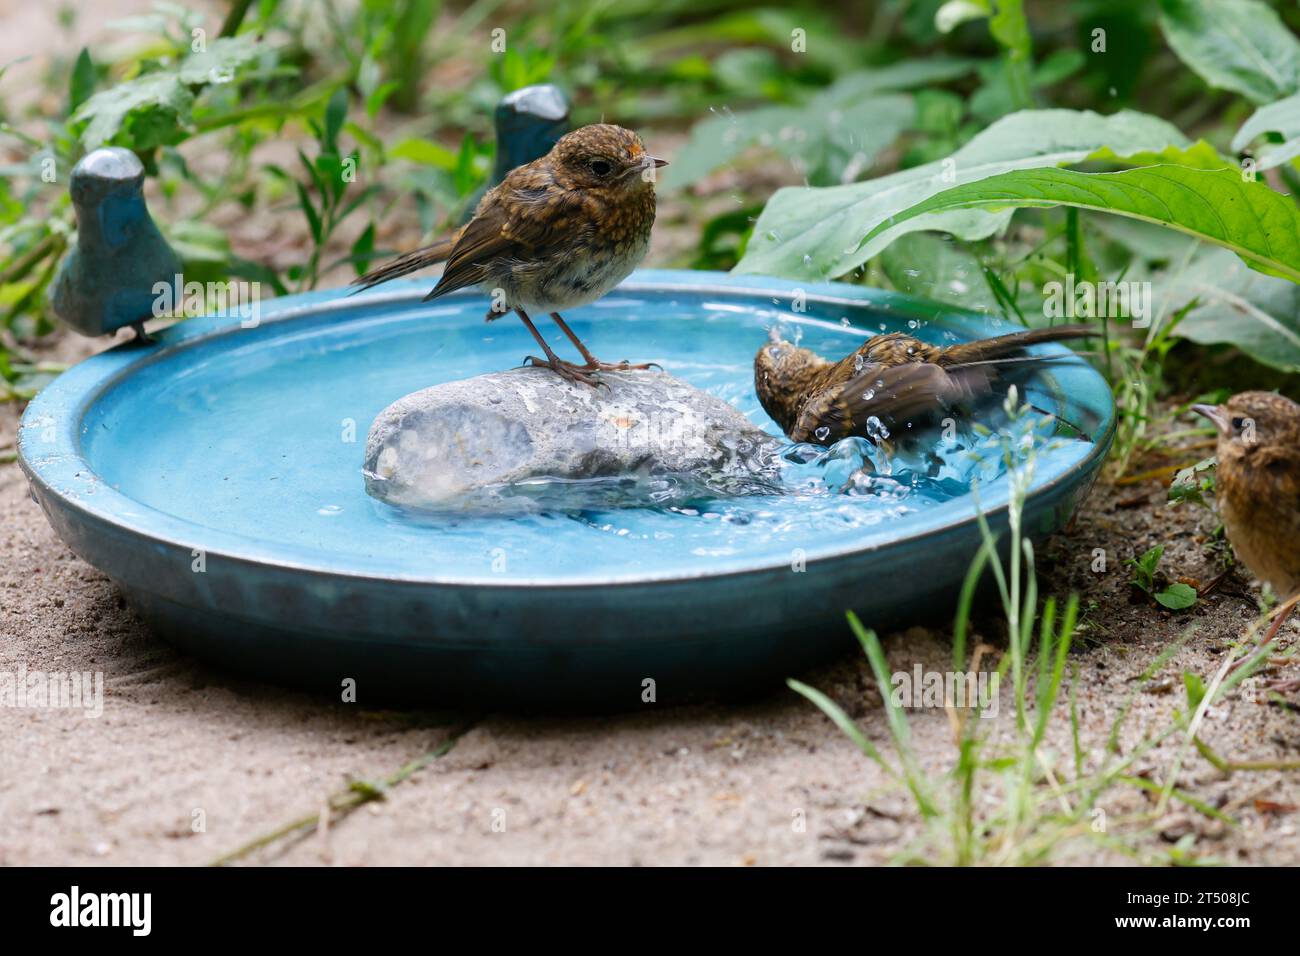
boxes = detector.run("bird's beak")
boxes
[647,156,668,168]
[1192,403,1229,435]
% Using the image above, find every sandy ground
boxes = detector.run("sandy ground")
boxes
[3,370,1300,865]
[2,0,1299,868]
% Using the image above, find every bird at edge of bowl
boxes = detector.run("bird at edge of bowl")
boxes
[1195,392,1300,687]
[754,323,1096,447]
[351,123,667,388]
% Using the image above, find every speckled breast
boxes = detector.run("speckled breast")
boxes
[517,190,656,312]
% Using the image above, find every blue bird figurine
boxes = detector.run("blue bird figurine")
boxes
[50,147,182,341]
[460,83,571,222]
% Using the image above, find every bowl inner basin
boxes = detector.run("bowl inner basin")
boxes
[77,285,1095,583]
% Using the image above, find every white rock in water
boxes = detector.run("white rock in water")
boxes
[364,368,781,510]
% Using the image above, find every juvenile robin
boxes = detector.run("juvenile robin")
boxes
[354,123,667,387]
[754,323,1094,445]
[1195,392,1300,646]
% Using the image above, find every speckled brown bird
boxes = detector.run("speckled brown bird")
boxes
[1195,392,1300,644]
[754,324,1094,445]
[354,124,666,386]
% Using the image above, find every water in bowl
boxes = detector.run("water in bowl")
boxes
[80,293,1091,582]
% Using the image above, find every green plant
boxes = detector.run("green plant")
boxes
[1168,455,1216,509]
[264,88,375,290]
[789,396,1232,864]
[1127,545,1198,610]
[0,5,327,346]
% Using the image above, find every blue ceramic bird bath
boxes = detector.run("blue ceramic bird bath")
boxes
[18,270,1114,708]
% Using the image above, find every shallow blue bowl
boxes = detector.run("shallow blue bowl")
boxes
[18,270,1114,708]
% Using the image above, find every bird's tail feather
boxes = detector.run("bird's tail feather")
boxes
[938,323,1093,366]
[349,233,460,293]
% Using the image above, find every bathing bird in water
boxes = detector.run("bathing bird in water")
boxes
[353,124,667,387]
[754,324,1095,445]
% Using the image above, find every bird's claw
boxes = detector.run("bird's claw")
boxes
[523,355,603,389]
[581,358,661,372]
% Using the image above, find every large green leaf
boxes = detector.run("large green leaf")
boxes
[667,58,978,190]
[859,163,1300,284]
[879,233,1002,314]
[1162,248,1300,371]
[1232,92,1300,170]
[1158,0,1300,105]
[733,109,1188,280]
[666,94,914,190]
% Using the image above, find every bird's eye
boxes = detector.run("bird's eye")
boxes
[1230,416,1247,432]
[589,159,613,176]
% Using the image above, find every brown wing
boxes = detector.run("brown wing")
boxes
[790,362,994,445]
[423,175,582,303]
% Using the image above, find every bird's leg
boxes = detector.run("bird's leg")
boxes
[128,320,157,345]
[548,312,660,371]
[514,308,600,388]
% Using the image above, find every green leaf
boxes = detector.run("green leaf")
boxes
[1156,583,1198,611]
[295,181,321,244]
[668,94,914,190]
[177,34,265,85]
[324,87,348,154]
[1086,138,1228,170]
[1232,92,1300,170]
[936,0,990,34]
[1183,671,1207,710]
[166,220,230,264]
[390,138,458,169]
[1169,456,1216,507]
[350,222,376,277]
[1128,545,1163,592]
[69,48,95,115]
[667,59,978,191]
[1158,0,1300,105]
[74,72,194,150]
[988,0,1031,64]
[858,163,1300,285]
[366,80,401,119]
[1162,247,1300,372]
[452,134,486,196]
[734,108,1188,280]
[879,233,1002,313]
[786,679,893,771]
